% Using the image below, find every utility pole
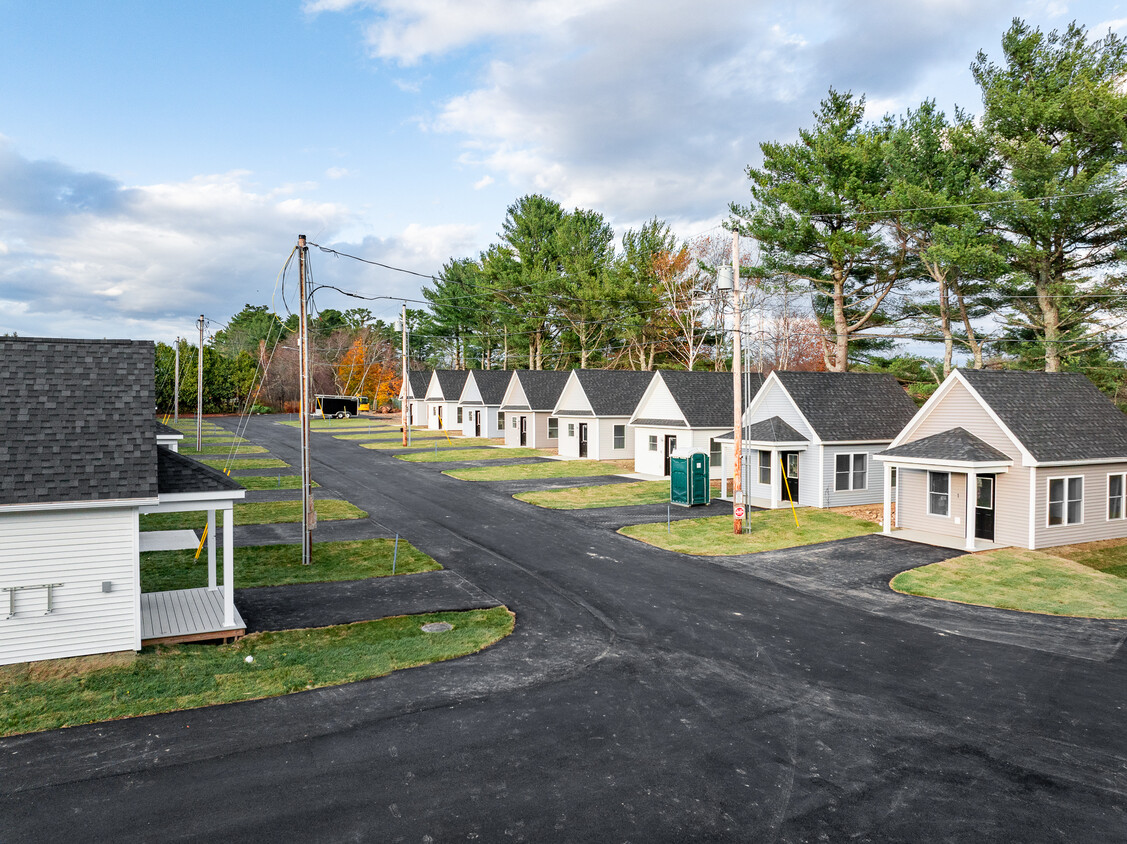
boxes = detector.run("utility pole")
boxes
[298,235,316,565]
[173,337,180,423]
[730,229,743,535]
[400,302,409,447]
[196,316,204,451]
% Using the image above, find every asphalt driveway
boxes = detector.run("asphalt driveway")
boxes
[2,414,1125,842]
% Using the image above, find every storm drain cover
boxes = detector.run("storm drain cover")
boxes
[421,622,454,633]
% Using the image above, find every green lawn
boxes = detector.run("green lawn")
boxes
[517,481,670,509]
[891,547,1127,617]
[0,607,513,737]
[139,499,366,531]
[141,538,439,591]
[365,437,499,451]
[278,418,400,430]
[166,421,228,434]
[334,431,446,441]
[198,435,248,444]
[399,447,543,463]
[200,457,289,470]
[180,443,269,455]
[446,459,635,482]
[236,475,319,490]
[619,509,880,555]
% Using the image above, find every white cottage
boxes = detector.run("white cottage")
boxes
[424,370,469,431]
[499,370,571,449]
[458,370,513,438]
[552,370,653,461]
[630,371,762,478]
[401,370,431,427]
[876,369,1127,551]
[0,337,246,667]
[716,371,918,509]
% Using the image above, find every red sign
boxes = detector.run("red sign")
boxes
[734,505,745,519]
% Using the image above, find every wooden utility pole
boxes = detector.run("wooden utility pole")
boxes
[400,302,409,447]
[196,316,204,451]
[298,235,316,565]
[731,230,743,535]
[173,337,180,423]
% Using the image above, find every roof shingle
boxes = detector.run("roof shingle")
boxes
[879,427,1012,463]
[774,372,917,441]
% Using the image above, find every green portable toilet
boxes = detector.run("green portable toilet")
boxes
[670,449,710,507]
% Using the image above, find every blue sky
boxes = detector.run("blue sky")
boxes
[1,0,1123,343]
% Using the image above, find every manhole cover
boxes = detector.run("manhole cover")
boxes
[421,622,454,633]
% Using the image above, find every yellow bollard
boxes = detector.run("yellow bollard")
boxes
[779,457,800,529]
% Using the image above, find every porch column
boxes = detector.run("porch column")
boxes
[770,448,779,510]
[965,469,978,552]
[223,503,235,627]
[882,462,892,535]
[207,508,217,591]
[721,444,730,500]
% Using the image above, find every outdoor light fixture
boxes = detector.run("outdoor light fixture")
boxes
[716,266,734,291]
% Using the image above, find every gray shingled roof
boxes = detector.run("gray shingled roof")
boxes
[878,427,1012,463]
[467,370,514,405]
[155,421,183,438]
[715,416,806,443]
[573,370,655,417]
[513,370,571,411]
[960,369,1127,462]
[0,337,158,506]
[158,446,246,494]
[432,370,469,400]
[408,370,431,398]
[774,371,917,441]
[657,370,765,428]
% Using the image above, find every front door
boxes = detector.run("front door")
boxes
[578,423,588,458]
[519,416,527,446]
[474,411,481,438]
[781,452,799,502]
[975,474,995,541]
[437,406,443,428]
[663,435,678,476]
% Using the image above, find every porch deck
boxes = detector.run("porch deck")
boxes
[886,528,1009,553]
[140,588,245,646]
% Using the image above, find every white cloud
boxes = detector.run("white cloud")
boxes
[473,175,494,189]
[326,166,351,179]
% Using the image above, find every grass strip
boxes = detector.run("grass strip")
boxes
[1053,538,1127,578]
[180,444,269,455]
[399,447,543,463]
[516,480,671,509]
[0,607,514,737]
[141,538,439,591]
[278,418,401,430]
[139,499,366,531]
[197,435,248,444]
[200,457,289,470]
[447,459,634,482]
[365,437,500,451]
[618,509,880,555]
[335,431,446,441]
[891,548,1127,617]
[237,475,319,490]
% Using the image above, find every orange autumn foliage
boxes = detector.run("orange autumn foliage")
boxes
[336,337,402,407]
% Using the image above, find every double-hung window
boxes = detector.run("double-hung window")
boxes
[456,407,463,424]
[927,471,949,516]
[1048,476,1083,526]
[613,425,626,450]
[498,412,505,429]
[648,435,658,452]
[548,418,558,438]
[1110,474,1126,520]
[710,439,722,468]
[835,453,868,491]
[758,450,771,485]
[568,423,575,438]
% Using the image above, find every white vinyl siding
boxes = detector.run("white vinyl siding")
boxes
[744,381,814,440]
[1033,462,1127,548]
[0,507,140,666]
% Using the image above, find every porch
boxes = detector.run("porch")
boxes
[885,527,1009,553]
[141,587,246,646]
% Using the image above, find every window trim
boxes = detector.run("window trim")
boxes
[648,435,658,452]
[1047,475,1084,527]
[567,422,575,438]
[1109,473,1126,521]
[834,452,868,492]
[613,424,626,450]
[548,418,558,439]
[927,471,950,518]
[456,407,463,424]
[758,450,771,485]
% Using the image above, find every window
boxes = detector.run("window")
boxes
[710,439,722,468]
[613,425,626,449]
[1110,474,1125,520]
[497,412,505,429]
[511,416,518,429]
[456,407,463,424]
[1048,476,1083,526]
[890,467,897,488]
[758,450,771,485]
[548,418,558,438]
[568,423,575,438]
[928,471,949,516]
[835,453,868,491]
[648,435,658,452]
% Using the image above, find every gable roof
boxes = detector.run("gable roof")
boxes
[158,447,246,494]
[0,337,159,506]
[407,370,431,398]
[716,415,807,443]
[879,427,1012,463]
[431,370,469,401]
[514,370,571,411]
[466,370,514,405]
[773,371,917,441]
[656,370,765,428]
[571,370,655,417]
[959,369,1127,463]
[155,421,183,439]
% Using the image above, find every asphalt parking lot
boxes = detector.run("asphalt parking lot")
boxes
[2,415,1124,842]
